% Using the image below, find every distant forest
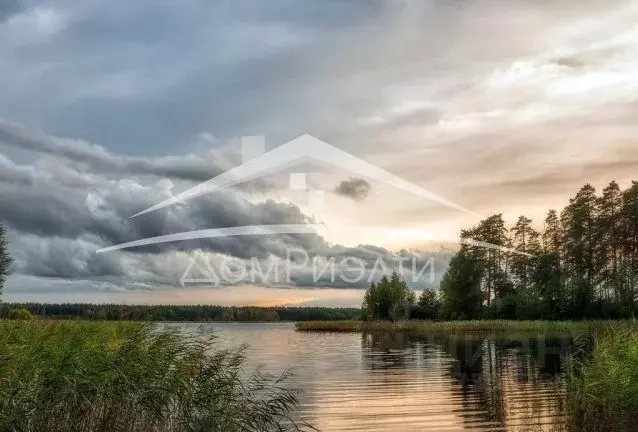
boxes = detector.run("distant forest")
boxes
[438,181,638,320]
[0,303,360,322]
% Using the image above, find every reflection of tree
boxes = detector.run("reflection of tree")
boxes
[530,338,571,379]
[442,335,486,386]
[360,331,415,370]
[357,331,574,430]
[439,335,507,426]
[438,334,572,431]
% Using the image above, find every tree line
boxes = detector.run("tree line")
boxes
[0,302,360,322]
[361,181,638,321]
[437,181,638,320]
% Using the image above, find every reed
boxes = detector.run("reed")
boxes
[565,325,638,432]
[295,320,620,335]
[0,320,312,432]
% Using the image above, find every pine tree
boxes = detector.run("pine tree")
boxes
[620,182,638,311]
[561,185,598,315]
[466,214,509,305]
[436,181,638,320]
[596,181,622,301]
[511,216,541,294]
[543,210,563,259]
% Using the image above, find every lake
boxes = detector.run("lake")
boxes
[168,323,570,432]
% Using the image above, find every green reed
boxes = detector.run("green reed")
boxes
[565,325,638,432]
[0,320,313,432]
[295,320,618,336]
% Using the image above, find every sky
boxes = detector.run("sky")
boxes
[1,0,638,306]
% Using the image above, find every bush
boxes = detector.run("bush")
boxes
[7,308,34,320]
[485,292,542,320]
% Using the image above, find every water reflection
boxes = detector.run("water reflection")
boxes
[360,331,568,431]
[185,323,571,432]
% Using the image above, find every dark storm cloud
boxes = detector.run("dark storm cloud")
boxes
[8,231,126,279]
[0,119,277,193]
[0,124,451,290]
[0,164,322,261]
[0,120,222,182]
[0,0,25,21]
[0,127,376,286]
[334,178,372,201]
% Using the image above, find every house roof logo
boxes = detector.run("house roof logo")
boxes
[132,134,478,218]
[97,134,513,254]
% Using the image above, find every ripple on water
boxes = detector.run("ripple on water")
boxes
[182,323,569,432]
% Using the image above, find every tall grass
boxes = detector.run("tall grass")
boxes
[295,320,617,335]
[566,325,638,432]
[0,320,313,432]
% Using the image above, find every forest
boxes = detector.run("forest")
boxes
[436,180,638,320]
[0,303,360,322]
[359,181,638,321]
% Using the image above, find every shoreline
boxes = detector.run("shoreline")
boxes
[294,320,633,335]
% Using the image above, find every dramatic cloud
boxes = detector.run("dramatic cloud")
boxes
[2,0,638,304]
[334,178,372,201]
[0,124,451,300]
[0,1,24,21]
[0,120,233,184]
[0,146,322,259]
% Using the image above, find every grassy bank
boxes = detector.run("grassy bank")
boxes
[0,320,311,432]
[295,320,623,335]
[566,325,638,432]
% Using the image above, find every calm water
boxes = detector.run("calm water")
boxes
[167,323,570,432]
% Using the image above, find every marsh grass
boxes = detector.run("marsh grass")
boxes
[565,325,638,432]
[294,320,620,336]
[0,320,313,432]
